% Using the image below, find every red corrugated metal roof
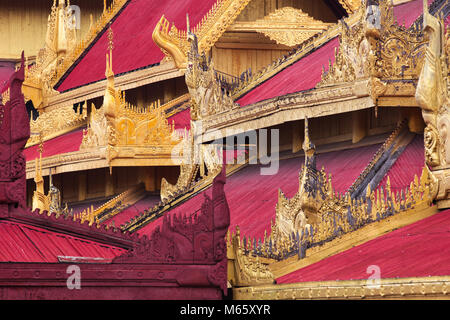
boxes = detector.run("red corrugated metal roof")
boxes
[378,134,424,194]
[168,108,191,130]
[138,143,381,239]
[23,128,84,161]
[235,37,339,107]
[277,208,450,283]
[56,0,219,92]
[102,194,160,227]
[0,220,125,263]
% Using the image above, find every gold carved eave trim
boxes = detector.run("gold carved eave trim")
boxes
[47,61,184,112]
[201,81,372,141]
[25,147,183,179]
[233,275,450,300]
[269,202,437,279]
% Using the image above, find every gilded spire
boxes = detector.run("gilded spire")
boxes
[32,133,50,213]
[303,116,316,162]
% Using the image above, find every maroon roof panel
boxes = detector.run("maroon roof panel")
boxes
[56,0,219,92]
[138,143,381,240]
[23,128,84,161]
[277,208,450,283]
[0,220,125,263]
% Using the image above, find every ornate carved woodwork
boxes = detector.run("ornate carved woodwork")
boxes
[415,0,450,208]
[185,32,237,121]
[23,0,77,111]
[230,7,330,47]
[0,53,29,211]
[160,120,222,203]
[227,226,275,287]
[115,167,230,295]
[80,35,181,170]
[26,104,86,148]
[153,0,251,69]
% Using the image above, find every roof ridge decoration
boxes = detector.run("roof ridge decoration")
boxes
[235,276,450,300]
[23,0,77,111]
[185,30,238,120]
[31,138,49,213]
[230,7,331,47]
[346,119,408,197]
[79,28,181,171]
[415,0,450,208]
[316,19,368,87]
[232,120,438,262]
[73,183,146,225]
[232,0,428,105]
[152,0,252,69]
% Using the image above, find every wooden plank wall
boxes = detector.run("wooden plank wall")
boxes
[236,0,338,22]
[212,0,339,77]
[0,0,107,60]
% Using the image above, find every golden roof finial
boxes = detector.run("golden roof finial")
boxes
[105,27,114,79]
[107,26,114,54]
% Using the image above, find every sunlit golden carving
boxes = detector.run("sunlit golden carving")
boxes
[152,0,251,68]
[236,163,437,262]
[338,0,361,15]
[26,105,87,148]
[23,0,77,110]
[80,30,181,170]
[185,31,237,120]
[415,0,450,207]
[160,121,222,203]
[227,226,275,287]
[233,7,330,47]
[32,138,50,213]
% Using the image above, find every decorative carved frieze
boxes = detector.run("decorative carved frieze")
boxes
[230,7,330,47]
[26,104,86,148]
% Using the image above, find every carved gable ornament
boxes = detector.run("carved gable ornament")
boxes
[250,7,330,47]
